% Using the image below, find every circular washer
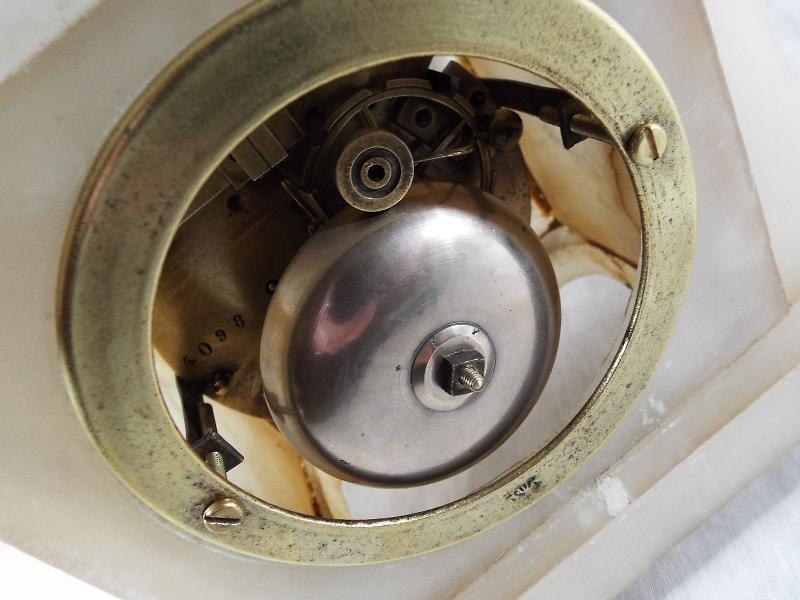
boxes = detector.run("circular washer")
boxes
[410,322,496,413]
[335,129,415,212]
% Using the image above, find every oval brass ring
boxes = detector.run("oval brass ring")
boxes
[58,0,695,564]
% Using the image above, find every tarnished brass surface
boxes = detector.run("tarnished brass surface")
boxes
[153,176,309,416]
[58,0,695,564]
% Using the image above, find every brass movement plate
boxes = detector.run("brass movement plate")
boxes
[58,0,695,564]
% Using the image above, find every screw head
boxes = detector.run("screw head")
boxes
[202,497,244,533]
[628,122,667,165]
[488,108,523,151]
[435,348,487,396]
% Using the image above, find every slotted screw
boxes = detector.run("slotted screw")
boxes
[628,122,667,165]
[203,498,244,533]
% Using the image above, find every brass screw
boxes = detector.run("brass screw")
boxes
[628,122,667,165]
[203,498,244,533]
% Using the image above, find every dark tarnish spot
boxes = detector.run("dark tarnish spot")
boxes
[503,476,542,502]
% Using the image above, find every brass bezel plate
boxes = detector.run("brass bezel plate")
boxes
[58,0,695,564]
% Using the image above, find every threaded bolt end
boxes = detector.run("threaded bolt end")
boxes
[458,365,485,392]
[205,450,227,478]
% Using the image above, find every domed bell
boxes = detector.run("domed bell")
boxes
[260,182,560,486]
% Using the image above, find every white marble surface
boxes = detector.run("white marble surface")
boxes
[704,0,800,304]
[615,2,800,595]
[0,539,114,599]
[521,361,800,600]
[0,1,793,599]
[0,0,99,84]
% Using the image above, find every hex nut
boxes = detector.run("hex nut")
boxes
[436,349,486,396]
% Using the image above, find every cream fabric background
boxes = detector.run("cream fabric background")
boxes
[620,446,800,599]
